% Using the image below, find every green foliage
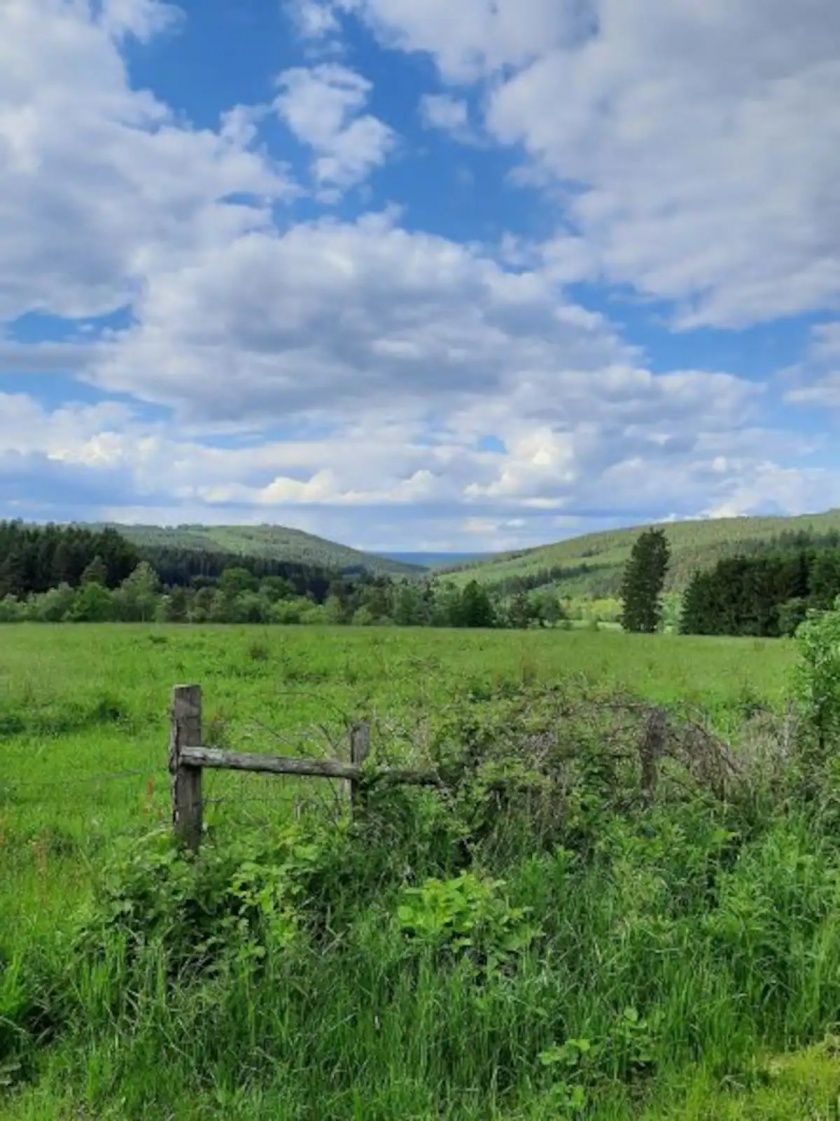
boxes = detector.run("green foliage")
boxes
[115,521,422,577]
[397,872,536,969]
[0,521,138,597]
[76,825,341,977]
[620,529,670,633]
[455,580,496,628]
[69,581,114,622]
[795,599,840,758]
[680,551,838,637]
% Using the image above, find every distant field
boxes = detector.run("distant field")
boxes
[447,509,840,598]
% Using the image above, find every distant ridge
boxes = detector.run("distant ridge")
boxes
[105,524,424,578]
[378,551,495,570]
[446,510,840,598]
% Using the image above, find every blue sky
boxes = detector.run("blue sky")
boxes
[1,0,839,551]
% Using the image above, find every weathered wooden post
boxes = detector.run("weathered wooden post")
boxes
[170,684,203,851]
[349,721,371,813]
[639,706,667,806]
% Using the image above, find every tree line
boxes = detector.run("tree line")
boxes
[0,521,139,596]
[0,522,575,629]
[0,562,553,629]
[680,550,840,637]
[0,521,342,601]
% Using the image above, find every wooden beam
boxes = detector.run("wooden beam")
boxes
[181,746,361,780]
[179,745,442,787]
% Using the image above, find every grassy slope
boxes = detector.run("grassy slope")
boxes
[107,523,424,577]
[447,510,840,597]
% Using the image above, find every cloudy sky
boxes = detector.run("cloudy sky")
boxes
[2,0,839,551]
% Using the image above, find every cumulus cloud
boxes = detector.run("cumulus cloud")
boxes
[88,210,632,421]
[0,0,292,320]
[286,0,341,39]
[334,0,587,82]
[98,0,182,41]
[273,64,395,191]
[345,0,840,329]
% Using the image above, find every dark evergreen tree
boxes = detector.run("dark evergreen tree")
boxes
[620,528,670,633]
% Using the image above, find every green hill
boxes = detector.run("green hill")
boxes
[447,510,840,598]
[106,524,424,578]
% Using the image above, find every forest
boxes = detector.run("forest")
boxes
[681,546,840,636]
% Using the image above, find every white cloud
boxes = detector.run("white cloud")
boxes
[419,94,469,136]
[784,321,840,409]
[98,0,181,41]
[3,0,838,547]
[273,64,395,191]
[0,0,292,320]
[89,210,632,421]
[346,0,840,329]
[286,0,340,39]
[336,0,587,82]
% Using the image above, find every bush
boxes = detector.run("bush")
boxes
[795,598,840,762]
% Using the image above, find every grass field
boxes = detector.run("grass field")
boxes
[3,625,793,936]
[7,624,840,1120]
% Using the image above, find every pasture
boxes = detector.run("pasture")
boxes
[8,623,840,1120]
[2,623,793,940]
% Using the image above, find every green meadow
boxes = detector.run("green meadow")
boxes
[7,623,840,1120]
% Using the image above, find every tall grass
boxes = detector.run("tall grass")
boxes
[7,784,840,1117]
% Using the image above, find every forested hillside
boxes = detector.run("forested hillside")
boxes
[104,523,423,577]
[448,511,840,598]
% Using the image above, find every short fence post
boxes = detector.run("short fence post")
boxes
[639,706,667,806]
[170,684,203,851]
[349,721,371,813]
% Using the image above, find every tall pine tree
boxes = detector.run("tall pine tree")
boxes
[620,528,670,633]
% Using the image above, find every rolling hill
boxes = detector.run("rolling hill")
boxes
[106,524,424,578]
[447,510,840,598]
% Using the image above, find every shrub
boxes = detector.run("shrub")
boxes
[795,598,840,762]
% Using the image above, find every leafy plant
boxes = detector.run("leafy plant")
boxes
[397,871,536,970]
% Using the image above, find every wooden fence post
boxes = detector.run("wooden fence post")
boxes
[349,721,371,812]
[170,684,203,851]
[639,706,667,806]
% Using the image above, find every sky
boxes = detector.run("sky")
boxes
[2,0,840,552]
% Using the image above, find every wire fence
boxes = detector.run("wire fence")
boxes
[4,682,761,859]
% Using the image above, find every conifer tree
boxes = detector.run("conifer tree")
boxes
[620,528,670,633]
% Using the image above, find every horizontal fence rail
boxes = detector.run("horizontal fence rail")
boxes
[169,684,442,851]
